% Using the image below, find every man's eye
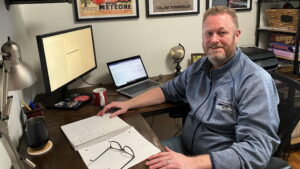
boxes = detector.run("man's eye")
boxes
[220,32,227,36]
[206,32,213,36]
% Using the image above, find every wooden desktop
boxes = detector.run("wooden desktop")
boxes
[18,74,189,169]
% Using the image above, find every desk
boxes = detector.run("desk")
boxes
[18,74,188,169]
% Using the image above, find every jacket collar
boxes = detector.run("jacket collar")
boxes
[202,48,242,79]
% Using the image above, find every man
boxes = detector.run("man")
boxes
[98,6,280,169]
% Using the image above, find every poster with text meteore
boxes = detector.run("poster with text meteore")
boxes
[74,0,139,21]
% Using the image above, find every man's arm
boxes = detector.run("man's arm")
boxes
[98,87,166,117]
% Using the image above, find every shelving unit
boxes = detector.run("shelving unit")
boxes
[255,0,300,74]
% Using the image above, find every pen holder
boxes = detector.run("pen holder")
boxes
[22,103,44,119]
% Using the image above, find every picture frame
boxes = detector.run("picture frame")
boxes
[191,53,205,63]
[146,0,199,17]
[74,0,139,21]
[206,0,252,11]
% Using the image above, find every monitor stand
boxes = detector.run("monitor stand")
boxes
[45,87,92,110]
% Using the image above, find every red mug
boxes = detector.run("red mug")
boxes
[93,88,108,107]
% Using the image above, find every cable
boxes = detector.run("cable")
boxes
[80,77,102,86]
[150,112,155,128]
[173,118,182,137]
[173,127,182,137]
[154,74,163,82]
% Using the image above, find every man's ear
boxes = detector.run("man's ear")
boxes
[235,29,241,38]
[235,29,241,43]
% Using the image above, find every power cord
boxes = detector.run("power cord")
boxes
[80,77,102,86]
[173,126,182,137]
[150,112,155,128]
[154,74,163,82]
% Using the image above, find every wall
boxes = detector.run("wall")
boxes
[18,0,257,95]
[0,1,258,169]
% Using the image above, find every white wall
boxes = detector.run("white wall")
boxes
[18,0,257,95]
[0,1,258,168]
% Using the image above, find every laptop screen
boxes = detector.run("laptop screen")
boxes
[107,56,149,88]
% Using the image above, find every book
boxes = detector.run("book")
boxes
[270,42,300,52]
[61,114,161,169]
[268,48,300,61]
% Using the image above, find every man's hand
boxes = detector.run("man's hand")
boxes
[97,101,129,118]
[146,147,212,169]
[97,88,165,118]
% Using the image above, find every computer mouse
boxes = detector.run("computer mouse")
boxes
[107,107,121,113]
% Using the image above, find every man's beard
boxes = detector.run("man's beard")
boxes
[207,54,227,68]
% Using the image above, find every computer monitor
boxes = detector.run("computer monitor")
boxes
[36,25,97,110]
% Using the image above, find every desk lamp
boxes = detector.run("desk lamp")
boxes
[0,37,37,169]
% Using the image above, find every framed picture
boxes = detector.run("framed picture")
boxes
[74,0,139,21]
[206,0,252,11]
[191,53,205,63]
[146,0,199,17]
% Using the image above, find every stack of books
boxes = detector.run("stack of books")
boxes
[268,42,300,61]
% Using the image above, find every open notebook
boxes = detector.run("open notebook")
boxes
[61,114,160,169]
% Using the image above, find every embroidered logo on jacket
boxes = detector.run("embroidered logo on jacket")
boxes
[216,102,233,113]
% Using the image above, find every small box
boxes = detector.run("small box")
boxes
[22,103,44,119]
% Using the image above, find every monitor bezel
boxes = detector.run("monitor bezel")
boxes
[36,25,97,94]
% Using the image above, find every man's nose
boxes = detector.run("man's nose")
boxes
[210,33,220,43]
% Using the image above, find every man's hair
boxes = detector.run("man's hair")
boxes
[203,6,239,29]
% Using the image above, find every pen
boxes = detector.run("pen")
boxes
[21,101,32,111]
[29,101,36,110]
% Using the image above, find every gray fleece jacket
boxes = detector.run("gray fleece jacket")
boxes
[161,48,280,169]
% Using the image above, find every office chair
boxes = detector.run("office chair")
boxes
[169,71,300,169]
[265,71,300,169]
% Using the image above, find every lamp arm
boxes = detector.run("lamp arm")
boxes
[0,120,35,169]
[1,60,6,119]
[1,68,10,120]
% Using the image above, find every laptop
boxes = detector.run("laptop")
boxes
[107,55,161,97]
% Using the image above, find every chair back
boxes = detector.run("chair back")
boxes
[269,71,300,159]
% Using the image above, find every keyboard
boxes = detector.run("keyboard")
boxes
[120,80,159,96]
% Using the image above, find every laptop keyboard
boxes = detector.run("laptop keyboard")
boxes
[121,81,159,95]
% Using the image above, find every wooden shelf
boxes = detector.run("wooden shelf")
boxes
[258,27,297,34]
[276,55,300,61]
[291,137,300,145]
[261,0,298,3]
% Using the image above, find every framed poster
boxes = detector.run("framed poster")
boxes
[146,0,199,17]
[191,53,205,63]
[74,0,139,21]
[206,0,252,11]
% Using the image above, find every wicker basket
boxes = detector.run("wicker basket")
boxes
[266,9,298,30]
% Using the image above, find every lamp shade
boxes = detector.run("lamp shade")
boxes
[9,62,37,91]
[1,37,37,91]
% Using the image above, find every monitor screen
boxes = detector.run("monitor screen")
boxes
[37,25,97,94]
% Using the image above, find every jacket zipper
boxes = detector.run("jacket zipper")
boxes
[207,94,217,121]
[190,72,213,153]
[193,73,213,117]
